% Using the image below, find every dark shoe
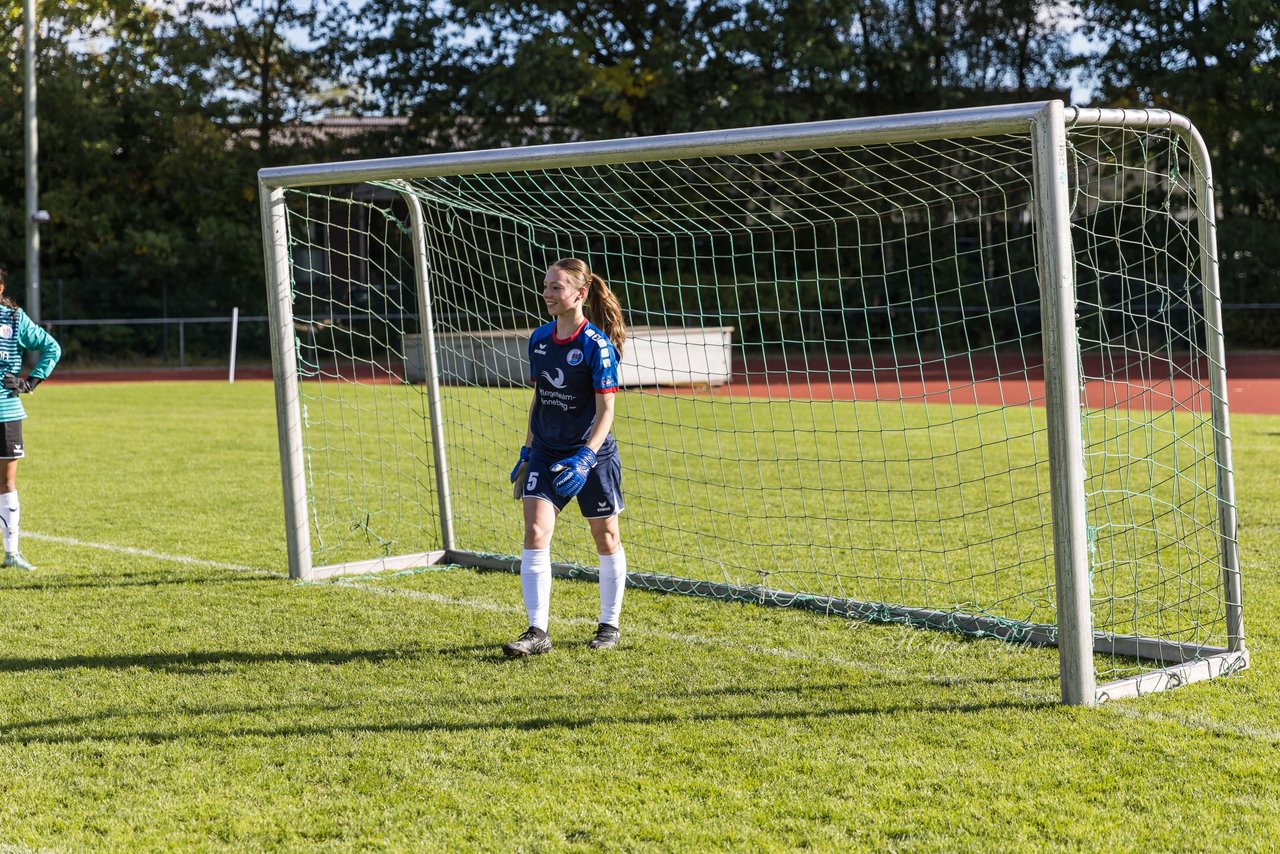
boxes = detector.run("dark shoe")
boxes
[588,623,620,650]
[502,626,552,658]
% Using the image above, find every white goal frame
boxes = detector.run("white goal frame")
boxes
[258,101,1245,706]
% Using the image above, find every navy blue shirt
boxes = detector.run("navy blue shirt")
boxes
[528,319,620,459]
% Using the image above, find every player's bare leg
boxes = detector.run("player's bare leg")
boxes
[0,458,32,571]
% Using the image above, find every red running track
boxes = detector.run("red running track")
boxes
[54,352,1280,415]
[701,352,1280,416]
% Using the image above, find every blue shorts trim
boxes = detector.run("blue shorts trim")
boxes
[521,450,624,518]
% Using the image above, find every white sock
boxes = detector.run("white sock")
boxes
[598,549,627,628]
[521,547,552,632]
[0,491,18,554]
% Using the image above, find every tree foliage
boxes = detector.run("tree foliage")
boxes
[1080,0,1280,336]
[0,0,1275,352]
[0,0,351,333]
[348,0,1069,143]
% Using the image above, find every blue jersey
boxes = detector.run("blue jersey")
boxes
[528,319,620,459]
[0,306,61,424]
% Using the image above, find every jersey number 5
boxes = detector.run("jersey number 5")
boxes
[526,472,539,491]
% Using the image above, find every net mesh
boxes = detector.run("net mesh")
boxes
[276,120,1234,686]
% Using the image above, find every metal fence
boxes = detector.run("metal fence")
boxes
[36,303,1280,373]
[44,312,270,370]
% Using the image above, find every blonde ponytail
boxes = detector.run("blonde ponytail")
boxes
[552,258,627,359]
[584,273,627,360]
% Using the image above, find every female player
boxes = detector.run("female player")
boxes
[504,258,628,657]
[0,266,62,571]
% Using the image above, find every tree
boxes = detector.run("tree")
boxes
[336,0,473,153]
[0,1,263,332]
[1079,0,1280,341]
[179,0,355,163]
[348,0,747,146]
[348,0,1070,148]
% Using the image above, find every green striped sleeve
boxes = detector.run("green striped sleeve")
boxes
[17,310,61,380]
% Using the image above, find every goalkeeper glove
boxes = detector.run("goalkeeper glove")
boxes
[2,374,39,395]
[550,447,597,498]
[510,446,531,500]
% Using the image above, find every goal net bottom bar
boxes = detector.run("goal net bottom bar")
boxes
[307,551,451,580]
[308,549,1248,703]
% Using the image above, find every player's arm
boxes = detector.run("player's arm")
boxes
[586,336,620,453]
[583,389,616,454]
[17,310,61,380]
[509,388,538,498]
[4,310,62,394]
[523,390,537,449]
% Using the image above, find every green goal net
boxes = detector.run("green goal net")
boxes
[259,102,1245,704]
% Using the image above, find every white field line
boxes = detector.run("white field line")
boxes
[26,534,1280,739]
[24,532,285,577]
[22,532,932,676]
[1109,704,1280,744]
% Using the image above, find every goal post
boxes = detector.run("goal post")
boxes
[258,100,1246,705]
[1031,101,1095,705]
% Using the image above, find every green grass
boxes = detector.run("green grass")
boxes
[1,380,1278,850]
[301,380,1229,669]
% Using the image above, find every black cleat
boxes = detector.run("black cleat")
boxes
[502,626,552,658]
[588,623,620,650]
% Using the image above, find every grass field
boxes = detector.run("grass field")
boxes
[0,380,1277,850]
[303,380,1230,680]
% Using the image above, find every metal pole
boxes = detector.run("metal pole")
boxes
[23,0,42,324]
[1065,105,1245,653]
[1032,101,1096,706]
[259,102,1056,190]
[229,307,240,383]
[1178,124,1245,652]
[260,185,312,580]
[401,189,456,551]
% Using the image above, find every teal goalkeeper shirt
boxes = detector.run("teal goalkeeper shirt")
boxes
[0,306,61,423]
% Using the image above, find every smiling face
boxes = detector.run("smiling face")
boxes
[543,266,587,318]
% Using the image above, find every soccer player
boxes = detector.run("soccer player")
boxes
[504,258,628,657]
[0,266,62,571]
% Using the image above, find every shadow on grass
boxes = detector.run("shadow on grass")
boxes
[432,643,516,658]
[0,647,415,674]
[429,642,1060,691]
[0,573,277,592]
[0,700,353,735]
[0,693,1059,747]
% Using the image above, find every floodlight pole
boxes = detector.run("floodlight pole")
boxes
[23,0,43,324]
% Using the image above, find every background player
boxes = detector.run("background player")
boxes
[0,266,62,571]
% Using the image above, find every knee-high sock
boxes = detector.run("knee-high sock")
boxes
[598,549,627,627]
[521,548,552,631]
[0,491,19,554]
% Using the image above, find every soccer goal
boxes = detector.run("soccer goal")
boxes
[258,101,1245,705]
